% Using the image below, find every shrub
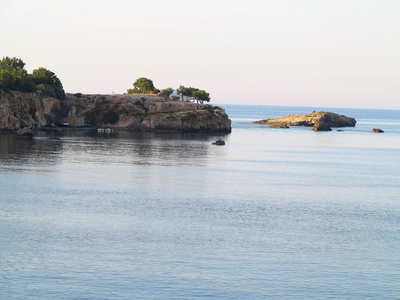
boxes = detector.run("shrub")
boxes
[0,57,65,97]
[160,88,174,98]
[37,84,56,98]
[128,77,156,94]
[0,83,10,93]
[31,67,65,99]
[204,105,215,115]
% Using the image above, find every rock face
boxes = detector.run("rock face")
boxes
[16,127,34,138]
[65,93,231,132]
[0,91,60,130]
[312,122,332,131]
[252,111,356,128]
[271,123,289,128]
[0,91,231,133]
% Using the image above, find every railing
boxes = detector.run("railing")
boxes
[53,101,72,123]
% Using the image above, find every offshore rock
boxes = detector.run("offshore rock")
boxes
[212,139,225,145]
[371,128,384,133]
[271,123,289,128]
[252,111,356,128]
[312,122,332,131]
[16,127,34,138]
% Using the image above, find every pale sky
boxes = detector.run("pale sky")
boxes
[1,0,399,109]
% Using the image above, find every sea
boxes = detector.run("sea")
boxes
[1,105,399,299]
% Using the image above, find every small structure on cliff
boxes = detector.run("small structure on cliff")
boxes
[252,111,356,130]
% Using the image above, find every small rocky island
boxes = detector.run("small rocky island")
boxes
[252,111,356,131]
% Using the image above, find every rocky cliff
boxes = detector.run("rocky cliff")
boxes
[0,91,231,133]
[66,93,231,132]
[252,111,356,128]
[0,91,60,130]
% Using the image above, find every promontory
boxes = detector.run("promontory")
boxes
[0,91,232,133]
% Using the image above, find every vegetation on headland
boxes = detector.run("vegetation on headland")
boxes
[0,57,231,132]
[0,56,65,99]
[127,77,210,103]
[127,77,159,95]
[176,85,210,103]
[1,57,210,104]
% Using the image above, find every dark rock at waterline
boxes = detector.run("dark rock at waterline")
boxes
[212,140,225,145]
[16,127,33,139]
[271,123,289,128]
[371,128,384,133]
[312,122,332,131]
[127,122,153,131]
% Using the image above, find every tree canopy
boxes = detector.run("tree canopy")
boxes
[127,77,156,94]
[0,57,26,70]
[32,67,65,99]
[0,56,65,99]
[193,90,210,102]
[160,87,174,98]
[176,85,210,103]
[0,57,35,93]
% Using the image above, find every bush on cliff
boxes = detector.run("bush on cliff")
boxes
[32,67,65,99]
[127,77,156,94]
[0,57,35,92]
[193,90,210,102]
[0,57,65,99]
[160,88,174,98]
[177,85,210,103]
[0,83,10,93]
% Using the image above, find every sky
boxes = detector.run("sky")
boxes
[1,0,399,109]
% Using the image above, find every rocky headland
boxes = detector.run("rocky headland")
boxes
[252,111,356,131]
[0,91,231,133]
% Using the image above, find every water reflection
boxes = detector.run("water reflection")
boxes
[0,133,64,167]
[0,130,230,169]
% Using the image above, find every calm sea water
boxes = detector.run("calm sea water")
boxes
[1,105,399,299]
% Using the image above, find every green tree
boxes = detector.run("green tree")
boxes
[128,77,156,94]
[0,56,35,92]
[32,67,65,99]
[0,57,25,70]
[160,87,174,98]
[177,85,210,103]
[193,90,210,103]
[177,85,194,101]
